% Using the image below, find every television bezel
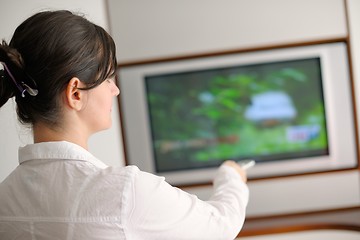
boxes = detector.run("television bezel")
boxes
[118,41,358,187]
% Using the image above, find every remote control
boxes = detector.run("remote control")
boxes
[237,159,256,170]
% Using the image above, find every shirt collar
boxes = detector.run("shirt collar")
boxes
[19,141,108,169]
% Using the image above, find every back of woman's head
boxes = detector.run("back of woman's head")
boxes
[0,10,117,128]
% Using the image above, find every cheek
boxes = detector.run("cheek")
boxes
[103,96,113,111]
[86,85,114,117]
[87,99,112,130]
[98,96,114,118]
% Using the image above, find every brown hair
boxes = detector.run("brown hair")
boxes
[0,10,117,127]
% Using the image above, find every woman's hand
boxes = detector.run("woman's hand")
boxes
[223,160,248,183]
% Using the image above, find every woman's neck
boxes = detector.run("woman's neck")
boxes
[33,122,89,150]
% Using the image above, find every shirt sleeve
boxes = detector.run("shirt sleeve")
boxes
[126,165,249,240]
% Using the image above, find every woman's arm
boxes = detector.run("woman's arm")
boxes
[126,162,249,240]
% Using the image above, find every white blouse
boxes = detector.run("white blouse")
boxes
[0,141,249,240]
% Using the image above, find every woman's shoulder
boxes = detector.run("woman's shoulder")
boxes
[100,165,140,179]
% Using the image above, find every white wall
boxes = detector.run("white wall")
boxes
[0,0,124,182]
[347,0,360,126]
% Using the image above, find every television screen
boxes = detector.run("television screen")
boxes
[119,42,357,186]
[145,58,329,173]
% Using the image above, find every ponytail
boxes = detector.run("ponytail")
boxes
[0,41,38,108]
[0,42,17,107]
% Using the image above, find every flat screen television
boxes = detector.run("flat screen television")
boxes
[118,42,358,186]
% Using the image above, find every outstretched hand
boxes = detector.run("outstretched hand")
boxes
[223,160,248,183]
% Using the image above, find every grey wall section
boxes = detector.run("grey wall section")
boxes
[108,0,347,63]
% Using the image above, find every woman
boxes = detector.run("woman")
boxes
[0,10,249,240]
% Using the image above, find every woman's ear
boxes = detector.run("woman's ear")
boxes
[65,77,85,111]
